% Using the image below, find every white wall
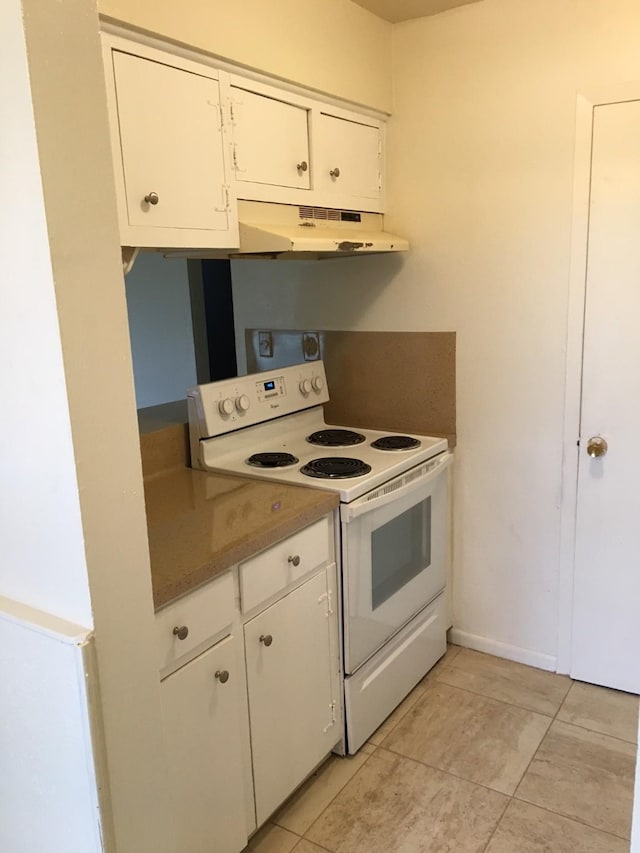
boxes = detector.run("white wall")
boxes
[125,253,197,407]
[8,0,173,848]
[0,600,103,853]
[233,0,640,667]
[0,0,91,627]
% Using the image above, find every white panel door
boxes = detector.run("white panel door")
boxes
[572,100,640,693]
[315,113,381,205]
[244,570,338,826]
[113,51,230,232]
[231,87,310,189]
[160,634,249,853]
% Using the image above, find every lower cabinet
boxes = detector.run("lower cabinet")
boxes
[244,570,339,826]
[157,517,341,852]
[160,634,249,853]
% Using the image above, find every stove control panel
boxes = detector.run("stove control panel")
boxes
[256,376,286,403]
[188,361,330,438]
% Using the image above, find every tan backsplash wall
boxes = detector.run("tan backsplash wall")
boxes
[321,331,456,446]
[246,329,456,446]
[138,400,190,478]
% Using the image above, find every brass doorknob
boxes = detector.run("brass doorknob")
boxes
[587,436,608,458]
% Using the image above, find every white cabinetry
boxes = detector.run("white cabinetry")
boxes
[315,112,382,209]
[102,36,238,249]
[229,75,385,213]
[155,514,341,852]
[160,634,249,853]
[245,569,339,825]
[231,83,311,191]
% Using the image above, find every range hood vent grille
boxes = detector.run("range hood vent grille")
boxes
[299,206,342,222]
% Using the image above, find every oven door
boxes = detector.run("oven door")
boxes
[340,452,451,675]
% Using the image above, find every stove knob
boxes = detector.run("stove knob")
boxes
[311,376,324,392]
[299,379,312,395]
[218,397,234,416]
[235,394,250,413]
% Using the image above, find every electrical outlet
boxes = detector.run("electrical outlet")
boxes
[258,331,273,358]
[303,332,320,361]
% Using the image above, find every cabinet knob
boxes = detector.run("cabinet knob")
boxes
[297,160,308,173]
[172,625,189,641]
[329,167,340,179]
[259,634,273,647]
[215,669,230,683]
[288,554,301,567]
[144,191,159,205]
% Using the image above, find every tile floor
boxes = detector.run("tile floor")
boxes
[245,645,639,853]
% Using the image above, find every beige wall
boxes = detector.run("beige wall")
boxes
[232,0,640,666]
[98,0,393,112]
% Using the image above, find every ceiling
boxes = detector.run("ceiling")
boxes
[351,0,482,23]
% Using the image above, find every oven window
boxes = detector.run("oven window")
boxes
[371,498,431,610]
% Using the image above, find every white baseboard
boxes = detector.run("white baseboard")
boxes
[448,629,557,673]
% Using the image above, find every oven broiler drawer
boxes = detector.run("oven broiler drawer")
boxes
[344,593,447,754]
[239,517,330,613]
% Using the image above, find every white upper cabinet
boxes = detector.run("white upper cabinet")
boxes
[315,112,383,208]
[231,85,311,190]
[102,31,388,249]
[103,37,238,249]
[228,74,385,213]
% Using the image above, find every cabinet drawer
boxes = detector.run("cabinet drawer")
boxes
[156,571,234,674]
[240,518,330,613]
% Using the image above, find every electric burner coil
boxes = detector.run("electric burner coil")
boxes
[247,452,299,468]
[300,457,372,479]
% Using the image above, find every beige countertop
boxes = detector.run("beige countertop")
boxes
[144,466,339,610]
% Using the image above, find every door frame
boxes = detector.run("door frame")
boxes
[557,81,640,674]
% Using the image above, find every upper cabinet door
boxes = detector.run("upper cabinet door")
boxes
[107,45,238,248]
[315,112,382,207]
[231,87,311,190]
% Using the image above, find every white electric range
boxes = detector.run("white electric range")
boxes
[187,361,451,753]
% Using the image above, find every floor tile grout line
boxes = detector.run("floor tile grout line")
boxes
[512,792,633,843]
[510,712,555,802]
[478,794,512,853]
[414,677,558,724]
[554,678,575,720]
[281,748,377,842]
[293,839,333,853]
[376,744,521,800]
[430,673,566,719]
[553,716,640,746]
[298,749,377,842]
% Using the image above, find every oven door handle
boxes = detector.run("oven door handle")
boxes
[340,452,452,523]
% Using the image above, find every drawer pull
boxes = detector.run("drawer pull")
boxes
[143,191,159,205]
[172,625,189,641]
[259,634,273,647]
[288,554,301,567]
[215,670,230,684]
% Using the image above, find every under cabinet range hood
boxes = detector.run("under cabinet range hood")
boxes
[166,201,409,260]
